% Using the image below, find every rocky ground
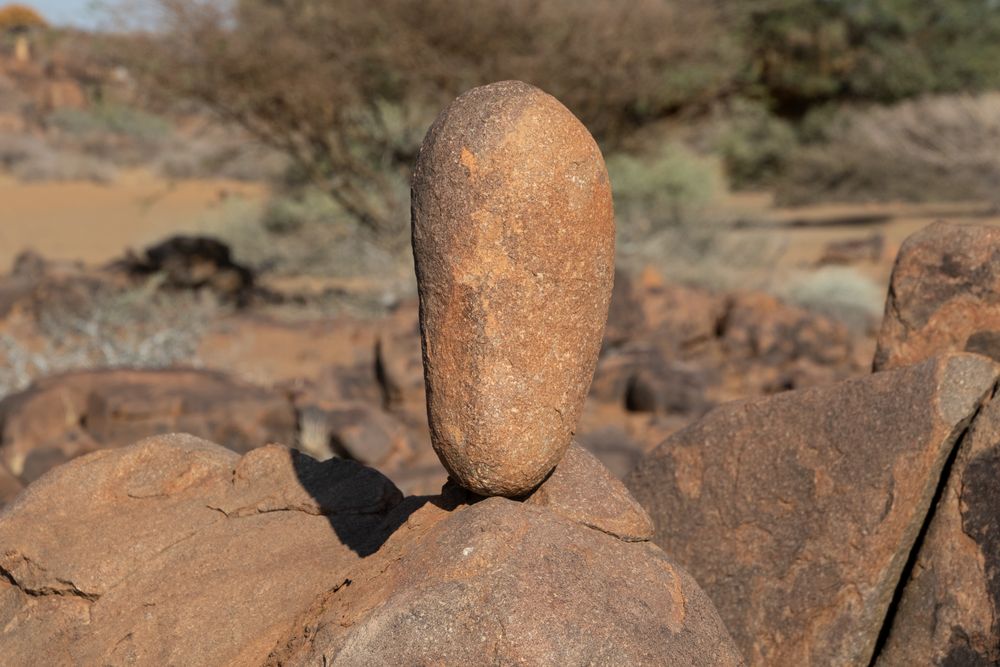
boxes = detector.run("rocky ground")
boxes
[0,233,873,505]
[0,218,997,665]
[630,220,1000,665]
[3,194,1000,667]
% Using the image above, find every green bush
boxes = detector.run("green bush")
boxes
[741,0,1000,113]
[718,99,798,188]
[781,267,884,333]
[608,141,785,290]
[258,189,353,236]
[47,104,171,143]
[607,142,719,235]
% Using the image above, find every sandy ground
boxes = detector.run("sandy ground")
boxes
[0,169,266,271]
[2,168,998,283]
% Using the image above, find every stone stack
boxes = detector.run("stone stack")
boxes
[0,82,741,665]
[411,80,615,497]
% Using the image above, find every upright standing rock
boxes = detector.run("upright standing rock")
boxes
[411,80,615,497]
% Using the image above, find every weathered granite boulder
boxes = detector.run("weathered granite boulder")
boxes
[627,353,998,666]
[874,221,1000,371]
[0,434,742,665]
[411,80,615,497]
[876,390,1000,665]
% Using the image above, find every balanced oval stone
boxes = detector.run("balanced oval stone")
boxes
[411,80,615,497]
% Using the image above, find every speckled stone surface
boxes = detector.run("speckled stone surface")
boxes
[411,80,615,496]
[527,441,653,541]
[627,353,999,666]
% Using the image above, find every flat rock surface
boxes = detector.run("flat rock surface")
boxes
[627,353,998,666]
[0,434,741,666]
[875,221,1000,370]
[877,390,1000,665]
[411,80,615,496]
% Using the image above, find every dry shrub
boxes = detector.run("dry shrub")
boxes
[118,0,741,239]
[155,129,287,182]
[0,132,118,182]
[13,149,118,183]
[780,267,884,334]
[0,285,217,400]
[778,94,1000,204]
[0,4,46,31]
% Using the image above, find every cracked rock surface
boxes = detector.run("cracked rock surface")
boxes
[0,433,741,665]
[876,386,1000,665]
[627,352,999,666]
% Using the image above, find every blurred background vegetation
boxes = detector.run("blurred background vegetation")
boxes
[4,0,1000,324]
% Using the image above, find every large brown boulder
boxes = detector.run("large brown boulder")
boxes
[876,391,1000,665]
[0,434,742,665]
[627,353,998,666]
[874,221,1000,371]
[411,80,615,497]
[0,368,297,499]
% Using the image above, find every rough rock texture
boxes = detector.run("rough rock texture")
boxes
[0,435,741,666]
[875,221,1000,371]
[276,497,740,666]
[411,80,615,496]
[0,462,21,507]
[877,390,1000,665]
[526,441,653,541]
[627,353,999,666]
[0,435,398,665]
[0,369,297,491]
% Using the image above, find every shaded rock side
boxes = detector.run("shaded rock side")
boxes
[875,221,1000,371]
[626,353,999,666]
[411,80,615,497]
[1,434,741,666]
[876,389,1000,665]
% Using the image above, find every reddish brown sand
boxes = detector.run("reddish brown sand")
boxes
[0,169,266,271]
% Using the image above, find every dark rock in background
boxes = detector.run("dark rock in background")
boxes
[875,221,1000,370]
